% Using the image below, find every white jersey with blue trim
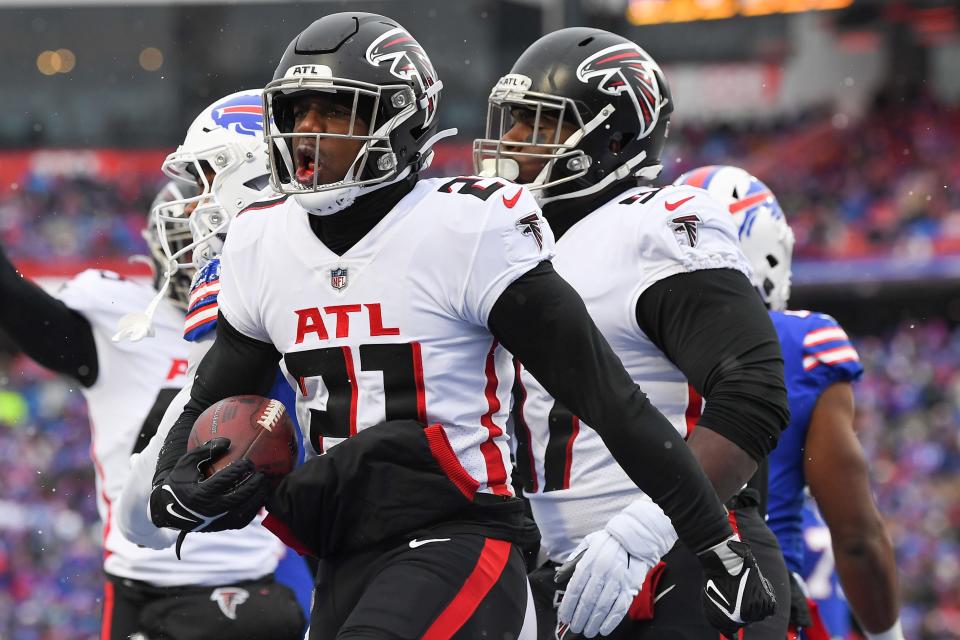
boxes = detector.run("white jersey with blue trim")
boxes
[56,269,283,586]
[217,177,554,497]
[512,184,753,562]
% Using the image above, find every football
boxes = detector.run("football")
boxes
[188,395,297,488]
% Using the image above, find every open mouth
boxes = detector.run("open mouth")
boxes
[294,145,322,185]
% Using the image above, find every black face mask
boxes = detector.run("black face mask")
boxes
[308,174,419,256]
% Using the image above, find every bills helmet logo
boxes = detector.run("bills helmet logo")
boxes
[366,27,439,125]
[671,214,701,247]
[576,44,667,138]
[210,587,249,620]
[330,267,348,290]
[210,94,265,136]
[515,213,544,251]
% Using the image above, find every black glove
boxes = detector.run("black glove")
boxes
[149,438,269,538]
[698,536,777,638]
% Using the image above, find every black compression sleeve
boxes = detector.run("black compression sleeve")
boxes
[154,313,281,483]
[0,247,98,386]
[489,262,731,553]
[636,268,789,462]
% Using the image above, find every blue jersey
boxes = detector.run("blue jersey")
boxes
[801,499,851,638]
[767,310,863,574]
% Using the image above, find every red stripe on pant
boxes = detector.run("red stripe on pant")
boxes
[422,538,512,639]
[100,580,115,640]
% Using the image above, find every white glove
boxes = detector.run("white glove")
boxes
[557,499,678,637]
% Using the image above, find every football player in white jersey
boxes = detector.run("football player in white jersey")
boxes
[474,29,791,639]
[138,12,775,640]
[0,181,304,639]
[674,166,902,640]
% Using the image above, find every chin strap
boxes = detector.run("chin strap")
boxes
[301,127,458,217]
[112,257,180,342]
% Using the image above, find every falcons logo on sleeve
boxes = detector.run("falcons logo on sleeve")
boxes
[366,27,439,125]
[516,213,544,251]
[671,214,702,248]
[576,43,667,138]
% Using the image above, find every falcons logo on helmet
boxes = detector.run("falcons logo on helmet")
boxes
[366,27,439,126]
[576,43,667,139]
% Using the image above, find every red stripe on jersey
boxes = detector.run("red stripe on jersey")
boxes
[261,513,313,557]
[412,341,427,424]
[562,416,580,490]
[236,195,288,217]
[183,313,217,336]
[479,339,510,495]
[342,346,359,437]
[422,538,512,640]
[425,424,480,500]
[727,510,741,539]
[185,298,217,320]
[88,428,113,560]
[684,385,703,438]
[100,580,115,640]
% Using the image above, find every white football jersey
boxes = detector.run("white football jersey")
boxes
[57,269,282,586]
[513,184,752,561]
[219,177,554,496]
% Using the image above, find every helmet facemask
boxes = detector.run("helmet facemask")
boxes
[263,73,444,215]
[142,181,198,309]
[473,78,595,198]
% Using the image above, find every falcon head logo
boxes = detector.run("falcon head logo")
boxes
[516,213,544,251]
[366,27,439,125]
[210,587,249,620]
[671,214,702,248]
[576,44,667,139]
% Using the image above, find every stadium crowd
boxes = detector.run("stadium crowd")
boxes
[0,97,958,638]
[2,96,959,265]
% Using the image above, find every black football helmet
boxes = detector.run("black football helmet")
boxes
[263,12,447,214]
[473,28,673,205]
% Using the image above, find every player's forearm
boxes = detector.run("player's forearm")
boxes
[686,426,757,503]
[0,247,98,385]
[153,313,281,484]
[833,520,900,632]
[489,263,732,553]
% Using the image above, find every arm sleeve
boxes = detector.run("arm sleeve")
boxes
[153,313,281,484]
[0,248,98,386]
[488,262,731,553]
[635,268,790,462]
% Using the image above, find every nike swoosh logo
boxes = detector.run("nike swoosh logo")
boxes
[705,569,749,622]
[165,502,199,524]
[502,189,523,209]
[409,537,451,548]
[664,195,695,211]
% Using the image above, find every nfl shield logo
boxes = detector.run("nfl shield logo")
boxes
[330,267,348,290]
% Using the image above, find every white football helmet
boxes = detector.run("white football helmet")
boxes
[673,165,795,311]
[156,89,272,275]
[114,91,273,343]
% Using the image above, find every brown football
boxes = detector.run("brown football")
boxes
[187,395,297,489]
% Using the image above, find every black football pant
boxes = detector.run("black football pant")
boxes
[309,533,535,639]
[101,573,305,640]
[530,495,791,640]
